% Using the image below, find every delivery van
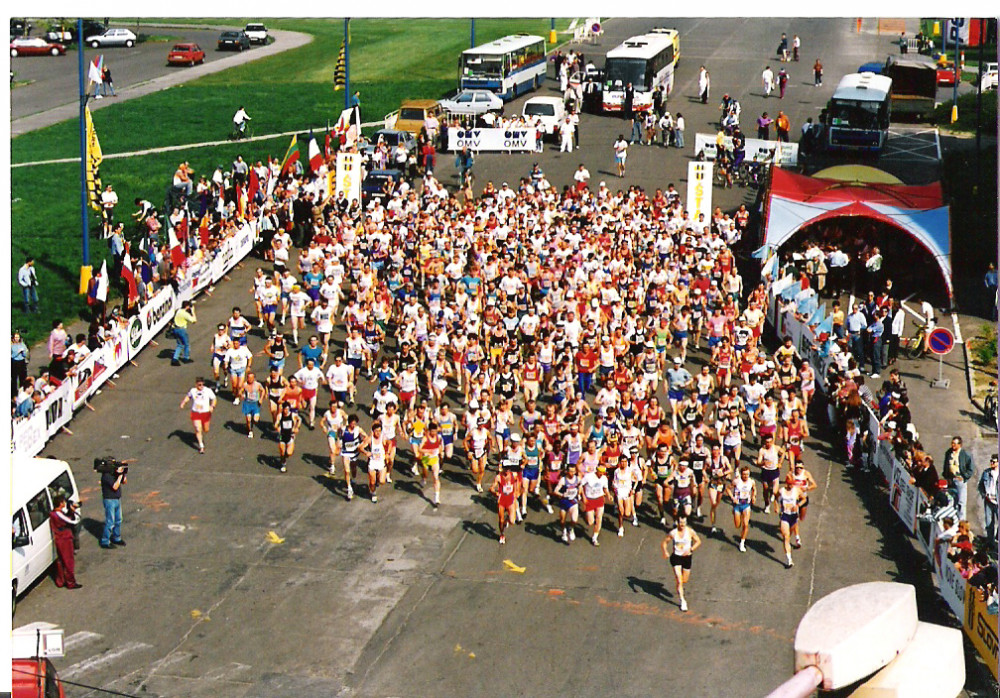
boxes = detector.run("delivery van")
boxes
[11,457,79,615]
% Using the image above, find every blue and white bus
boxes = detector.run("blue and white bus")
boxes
[459,34,547,101]
[824,72,893,152]
[603,28,680,113]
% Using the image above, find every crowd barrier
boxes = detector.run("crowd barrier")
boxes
[12,220,259,458]
[767,288,997,678]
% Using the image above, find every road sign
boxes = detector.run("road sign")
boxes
[927,327,955,355]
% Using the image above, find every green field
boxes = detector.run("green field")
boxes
[11,18,567,343]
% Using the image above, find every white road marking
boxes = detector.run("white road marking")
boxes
[63,631,103,652]
[60,641,151,679]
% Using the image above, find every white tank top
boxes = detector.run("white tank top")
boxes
[671,527,693,556]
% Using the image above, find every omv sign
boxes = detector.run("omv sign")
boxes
[448,127,538,152]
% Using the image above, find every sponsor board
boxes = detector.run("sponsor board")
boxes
[693,133,799,166]
[335,152,362,204]
[934,545,967,619]
[889,459,919,534]
[447,128,538,152]
[686,161,713,221]
[964,583,998,680]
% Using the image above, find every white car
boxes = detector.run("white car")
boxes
[522,96,566,136]
[244,23,269,45]
[981,62,998,91]
[89,28,137,48]
[438,89,504,117]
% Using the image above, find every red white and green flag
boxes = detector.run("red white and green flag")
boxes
[280,134,300,176]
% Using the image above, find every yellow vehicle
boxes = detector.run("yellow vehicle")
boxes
[386,99,442,136]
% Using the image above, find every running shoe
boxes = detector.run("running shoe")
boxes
[475,483,483,493]
[233,397,240,405]
[280,465,287,473]
[680,599,688,612]
[711,526,718,534]
[561,529,568,543]
[786,557,794,568]
[198,445,205,454]
[569,529,576,542]
[738,539,746,552]
[347,488,353,501]
[632,516,639,527]
[248,431,253,439]
[618,527,624,537]
[386,475,392,483]
[372,495,378,503]
[499,535,506,545]
[546,503,554,514]
[592,535,599,547]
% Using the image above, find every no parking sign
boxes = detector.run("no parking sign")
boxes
[927,327,954,355]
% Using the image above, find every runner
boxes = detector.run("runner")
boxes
[580,465,611,546]
[276,402,301,473]
[223,333,254,404]
[520,431,544,518]
[239,372,266,439]
[227,306,252,348]
[789,461,818,525]
[287,284,312,345]
[613,451,641,535]
[727,465,757,552]
[179,377,217,454]
[362,420,388,503]
[262,331,288,376]
[210,324,232,387]
[265,367,288,427]
[777,475,806,567]
[321,399,347,474]
[650,443,676,526]
[464,416,493,493]
[326,354,355,407]
[669,458,696,524]
[706,443,733,534]
[490,463,522,545]
[756,433,785,513]
[661,515,702,612]
[294,357,326,428]
[554,463,583,544]
[339,414,366,499]
[418,421,444,507]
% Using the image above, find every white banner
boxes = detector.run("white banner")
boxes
[945,18,970,45]
[335,152,363,204]
[693,133,799,166]
[211,223,256,284]
[176,259,212,301]
[138,286,179,351]
[889,459,920,534]
[12,382,74,457]
[447,127,538,152]
[686,161,713,222]
[935,541,967,618]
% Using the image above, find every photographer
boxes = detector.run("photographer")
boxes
[49,495,82,589]
[100,461,127,549]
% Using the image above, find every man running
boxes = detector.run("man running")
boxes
[276,402,301,473]
[727,465,757,552]
[240,372,266,439]
[294,357,326,428]
[179,377,217,454]
[490,463,522,544]
[777,475,806,568]
[661,515,701,612]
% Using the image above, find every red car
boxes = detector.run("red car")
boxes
[10,37,66,57]
[936,63,958,86]
[167,42,205,66]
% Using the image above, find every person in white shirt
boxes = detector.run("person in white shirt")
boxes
[287,285,312,345]
[762,66,775,97]
[326,355,356,406]
[180,377,217,453]
[613,135,628,178]
[573,164,590,192]
[560,117,575,153]
[224,343,254,404]
[310,298,335,360]
[581,467,611,546]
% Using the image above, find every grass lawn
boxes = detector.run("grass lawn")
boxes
[11,18,569,343]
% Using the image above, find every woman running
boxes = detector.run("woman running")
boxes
[789,461,818,524]
[661,515,701,612]
[418,421,444,508]
[613,453,641,535]
[581,465,611,546]
[728,465,757,552]
[706,443,733,535]
[463,417,493,493]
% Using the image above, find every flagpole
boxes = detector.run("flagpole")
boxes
[344,18,350,110]
[77,17,92,292]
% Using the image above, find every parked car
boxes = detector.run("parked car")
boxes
[10,18,29,38]
[438,89,504,117]
[362,130,418,175]
[244,23,269,45]
[218,30,250,52]
[980,61,997,91]
[363,169,404,204]
[45,19,105,44]
[10,37,66,57]
[522,96,566,136]
[167,43,205,66]
[389,99,442,136]
[88,28,136,48]
[936,62,958,86]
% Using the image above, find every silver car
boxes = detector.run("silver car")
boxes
[438,89,504,117]
[88,28,137,48]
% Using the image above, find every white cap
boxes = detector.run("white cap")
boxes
[673,356,683,364]
[510,433,521,442]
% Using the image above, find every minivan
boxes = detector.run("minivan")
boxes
[11,457,79,615]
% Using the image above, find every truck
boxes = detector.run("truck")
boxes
[857,56,937,120]
[12,622,67,697]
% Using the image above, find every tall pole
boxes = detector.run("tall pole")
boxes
[77,17,90,272]
[975,19,984,159]
[470,19,475,49]
[951,19,960,122]
[344,18,350,110]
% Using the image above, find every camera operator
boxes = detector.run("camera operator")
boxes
[100,461,128,549]
[50,495,82,589]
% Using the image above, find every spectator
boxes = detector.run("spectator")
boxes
[98,64,115,97]
[101,184,118,236]
[813,58,823,86]
[978,455,998,543]
[171,300,197,366]
[942,436,974,519]
[756,112,773,140]
[984,263,997,320]
[674,113,685,149]
[17,256,39,313]
[775,111,790,142]
[48,320,68,361]
[11,331,28,397]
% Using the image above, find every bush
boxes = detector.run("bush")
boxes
[971,325,998,365]
[931,90,998,134]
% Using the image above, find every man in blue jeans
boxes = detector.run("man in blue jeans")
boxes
[171,300,197,366]
[100,464,127,549]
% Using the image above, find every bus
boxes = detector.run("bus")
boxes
[602,27,680,113]
[459,34,547,101]
[823,72,893,152]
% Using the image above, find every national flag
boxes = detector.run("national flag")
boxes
[168,226,186,267]
[93,260,109,302]
[334,106,360,147]
[120,252,138,302]
[88,55,104,88]
[333,42,346,91]
[280,134,301,176]
[139,257,153,286]
[248,167,260,204]
[84,106,103,212]
[797,293,818,317]
[308,131,323,172]
[324,130,333,157]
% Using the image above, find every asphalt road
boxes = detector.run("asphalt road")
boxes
[13,17,995,698]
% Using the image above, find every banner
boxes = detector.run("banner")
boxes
[447,128,538,152]
[85,106,103,212]
[210,223,255,284]
[964,584,998,680]
[12,382,75,458]
[335,152,363,204]
[945,18,970,45]
[176,259,212,301]
[934,545,967,619]
[138,286,178,350]
[889,459,919,534]
[71,350,110,410]
[686,161,713,222]
[693,133,799,166]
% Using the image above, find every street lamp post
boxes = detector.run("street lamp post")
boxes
[77,17,91,290]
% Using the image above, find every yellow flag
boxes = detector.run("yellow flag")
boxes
[85,106,103,212]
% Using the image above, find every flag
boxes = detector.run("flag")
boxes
[85,106,103,212]
[797,293,818,317]
[308,131,323,172]
[120,252,138,302]
[334,106,360,147]
[88,55,104,89]
[815,316,834,336]
[168,226,186,267]
[761,252,778,281]
[139,257,153,286]
[333,42,346,90]
[199,214,211,248]
[808,302,827,326]
[751,244,772,260]
[248,167,260,204]
[280,135,301,176]
[780,280,800,300]
[94,260,109,302]
[325,130,333,157]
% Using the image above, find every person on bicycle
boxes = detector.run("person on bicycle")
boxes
[731,128,746,170]
[233,106,251,139]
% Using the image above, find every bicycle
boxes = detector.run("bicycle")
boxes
[905,322,933,359]
[983,381,997,430]
[229,122,254,141]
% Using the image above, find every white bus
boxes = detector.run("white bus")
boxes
[824,72,893,152]
[459,34,547,101]
[603,28,680,113]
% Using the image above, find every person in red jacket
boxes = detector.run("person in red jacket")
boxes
[575,340,598,397]
[50,495,82,589]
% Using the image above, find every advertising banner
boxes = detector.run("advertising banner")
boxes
[686,161,713,222]
[889,459,919,534]
[934,545,968,619]
[693,133,799,166]
[139,286,178,349]
[12,382,74,457]
[335,152,363,204]
[945,18,970,45]
[72,350,110,410]
[447,128,538,152]
[964,583,998,680]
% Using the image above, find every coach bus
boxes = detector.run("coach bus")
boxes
[823,72,893,153]
[602,27,680,113]
[459,34,547,101]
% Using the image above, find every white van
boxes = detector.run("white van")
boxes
[11,457,79,614]
[522,96,566,138]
